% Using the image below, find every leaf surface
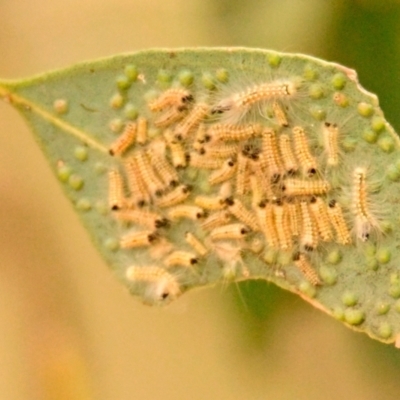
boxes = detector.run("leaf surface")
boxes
[2,48,400,345]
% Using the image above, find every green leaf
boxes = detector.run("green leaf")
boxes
[2,47,400,345]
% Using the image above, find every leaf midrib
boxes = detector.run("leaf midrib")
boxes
[0,83,107,153]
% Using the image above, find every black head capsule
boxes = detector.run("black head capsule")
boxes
[293,252,300,262]
[250,154,259,161]
[211,105,230,114]
[183,94,194,104]
[195,210,206,219]
[182,184,192,194]
[304,244,314,252]
[224,196,235,206]
[328,199,336,208]
[155,189,164,198]
[271,173,281,184]
[148,233,158,243]
[177,105,188,113]
[240,226,250,235]
[155,218,170,229]
[307,168,317,176]
[258,199,268,208]
[137,199,147,208]
[242,145,251,158]
[251,146,261,160]
[161,292,169,300]
[242,144,261,160]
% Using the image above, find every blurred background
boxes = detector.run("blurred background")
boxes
[1,0,400,399]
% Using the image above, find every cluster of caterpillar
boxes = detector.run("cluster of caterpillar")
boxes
[105,77,380,298]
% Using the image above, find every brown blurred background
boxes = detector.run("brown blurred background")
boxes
[1,1,400,399]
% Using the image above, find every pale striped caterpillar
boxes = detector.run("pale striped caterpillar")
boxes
[210,223,250,241]
[136,117,148,145]
[322,122,339,166]
[309,197,333,242]
[126,266,181,303]
[279,134,298,175]
[124,157,151,207]
[200,143,239,159]
[194,194,226,211]
[189,152,225,169]
[226,197,259,231]
[250,159,274,199]
[300,200,318,251]
[167,205,206,221]
[155,185,191,208]
[352,167,380,241]
[286,198,301,237]
[292,126,318,176]
[109,122,136,156]
[146,147,180,188]
[235,152,249,196]
[281,179,330,197]
[208,158,237,185]
[293,253,321,286]
[148,88,193,112]
[164,250,198,268]
[272,101,289,127]
[164,129,188,168]
[208,123,261,142]
[249,175,263,207]
[211,79,299,121]
[135,151,165,198]
[185,232,209,256]
[327,200,352,245]
[201,210,232,230]
[255,201,279,248]
[113,209,169,229]
[273,200,292,250]
[260,128,283,182]
[154,106,187,128]
[219,181,233,202]
[120,230,158,249]
[174,102,209,141]
[108,168,125,210]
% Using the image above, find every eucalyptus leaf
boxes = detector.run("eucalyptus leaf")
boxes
[1,48,400,345]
